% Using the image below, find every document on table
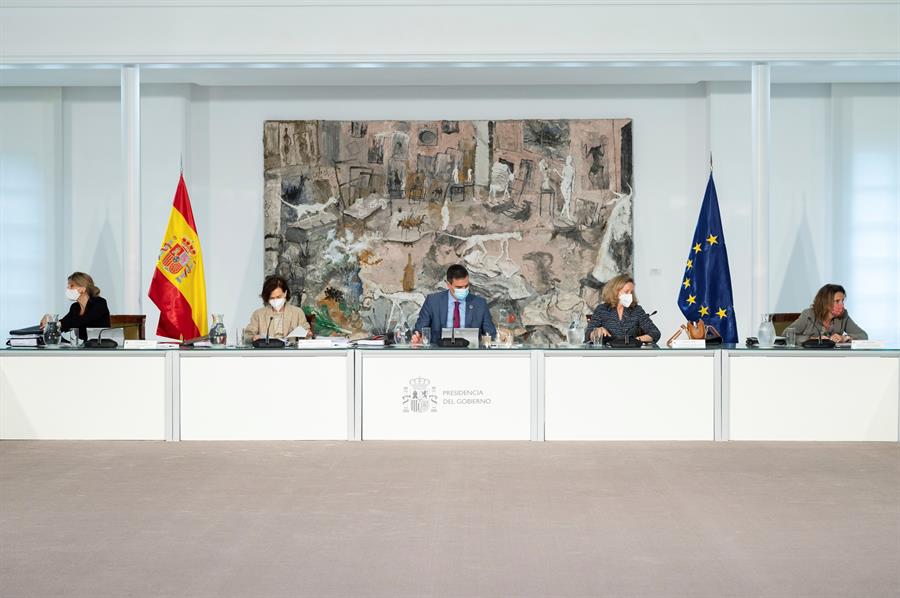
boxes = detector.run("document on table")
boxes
[286,326,309,338]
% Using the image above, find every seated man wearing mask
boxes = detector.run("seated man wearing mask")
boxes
[412,264,497,345]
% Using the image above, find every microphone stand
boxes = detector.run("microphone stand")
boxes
[253,315,285,349]
[84,327,118,349]
[802,317,835,349]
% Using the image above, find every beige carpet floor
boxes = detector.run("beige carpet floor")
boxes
[1,441,898,598]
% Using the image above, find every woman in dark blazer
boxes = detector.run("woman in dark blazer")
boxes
[586,274,661,344]
[41,272,111,341]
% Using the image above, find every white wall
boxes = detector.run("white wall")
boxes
[188,84,715,342]
[831,84,900,345]
[0,88,63,337]
[2,81,897,344]
[3,1,898,63]
[771,84,833,313]
[61,87,123,311]
[706,82,753,339]
[141,84,192,340]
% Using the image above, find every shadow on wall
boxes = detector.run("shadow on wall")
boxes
[89,211,123,314]
[774,195,820,313]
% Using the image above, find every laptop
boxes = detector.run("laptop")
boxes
[440,327,481,349]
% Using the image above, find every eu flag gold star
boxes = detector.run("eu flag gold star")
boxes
[686,295,696,305]
[699,306,710,317]
[706,234,719,246]
[716,307,728,318]
[683,278,691,289]
[693,243,702,254]
[686,259,693,270]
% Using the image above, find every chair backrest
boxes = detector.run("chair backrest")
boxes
[110,314,146,340]
[306,313,317,338]
[771,312,801,336]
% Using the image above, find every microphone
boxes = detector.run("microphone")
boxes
[438,321,469,348]
[253,315,285,349]
[638,310,658,347]
[84,328,118,349]
[802,316,835,349]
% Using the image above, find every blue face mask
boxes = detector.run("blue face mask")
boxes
[452,286,469,300]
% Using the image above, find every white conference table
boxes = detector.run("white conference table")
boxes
[0,350,170,440]
[724,348,900,441]
[2,345,897,442]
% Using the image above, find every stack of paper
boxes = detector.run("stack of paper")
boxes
[296,338,338,349]
[7,325,43,347]
[355,338,385,347]
[7,336,41,347]
[295,337,352,349]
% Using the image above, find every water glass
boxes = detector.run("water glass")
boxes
[66,329,81,348]
[785,329,797,348]
[420,328,431,346]
[232,327,245,347]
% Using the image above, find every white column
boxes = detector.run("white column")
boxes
[121,65,141,314]
[751,63,771,330]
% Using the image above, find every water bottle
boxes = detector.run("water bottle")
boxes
[394,321,411,345]
[566,316,585,346]
[43,314,61,348]
[757,313,775,348]
[209,314,227,348]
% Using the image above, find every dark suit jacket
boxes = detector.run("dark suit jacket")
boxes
[414,291,497,344]
[60,296,111,341]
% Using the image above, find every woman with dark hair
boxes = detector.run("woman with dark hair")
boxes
[784,284,868,344]
[40,272,111,341]
[244,276,312,342]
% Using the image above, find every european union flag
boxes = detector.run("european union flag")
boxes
[677,173,738,343]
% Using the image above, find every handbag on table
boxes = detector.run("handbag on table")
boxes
[666,320,722,347]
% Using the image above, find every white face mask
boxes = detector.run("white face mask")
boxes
[269,297,286,311]
[619,293,634,308]
[65,288,81,302]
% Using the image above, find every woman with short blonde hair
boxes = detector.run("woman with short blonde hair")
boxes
[41,272,111,341]
[587,274,660,344]
[599,274,640,308]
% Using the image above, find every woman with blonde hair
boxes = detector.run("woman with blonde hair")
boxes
[586,274,660,344]
[41,272,111,341]
[783,284,867,344]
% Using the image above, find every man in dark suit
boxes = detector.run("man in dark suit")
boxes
[412,264,497,345]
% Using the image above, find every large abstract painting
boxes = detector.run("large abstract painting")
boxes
[263,119,633,342]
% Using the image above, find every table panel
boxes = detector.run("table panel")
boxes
[544,352,718,440]
[726,352,899,441]
[360,352,532,440]
[0,352,167,439]
[179,351,351,440]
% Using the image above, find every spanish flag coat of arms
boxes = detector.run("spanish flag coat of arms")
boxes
[148,174,208,340]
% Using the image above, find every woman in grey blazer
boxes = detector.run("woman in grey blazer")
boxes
[784,284,868,344]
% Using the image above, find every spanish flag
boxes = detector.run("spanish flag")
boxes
[148,174,208,340]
